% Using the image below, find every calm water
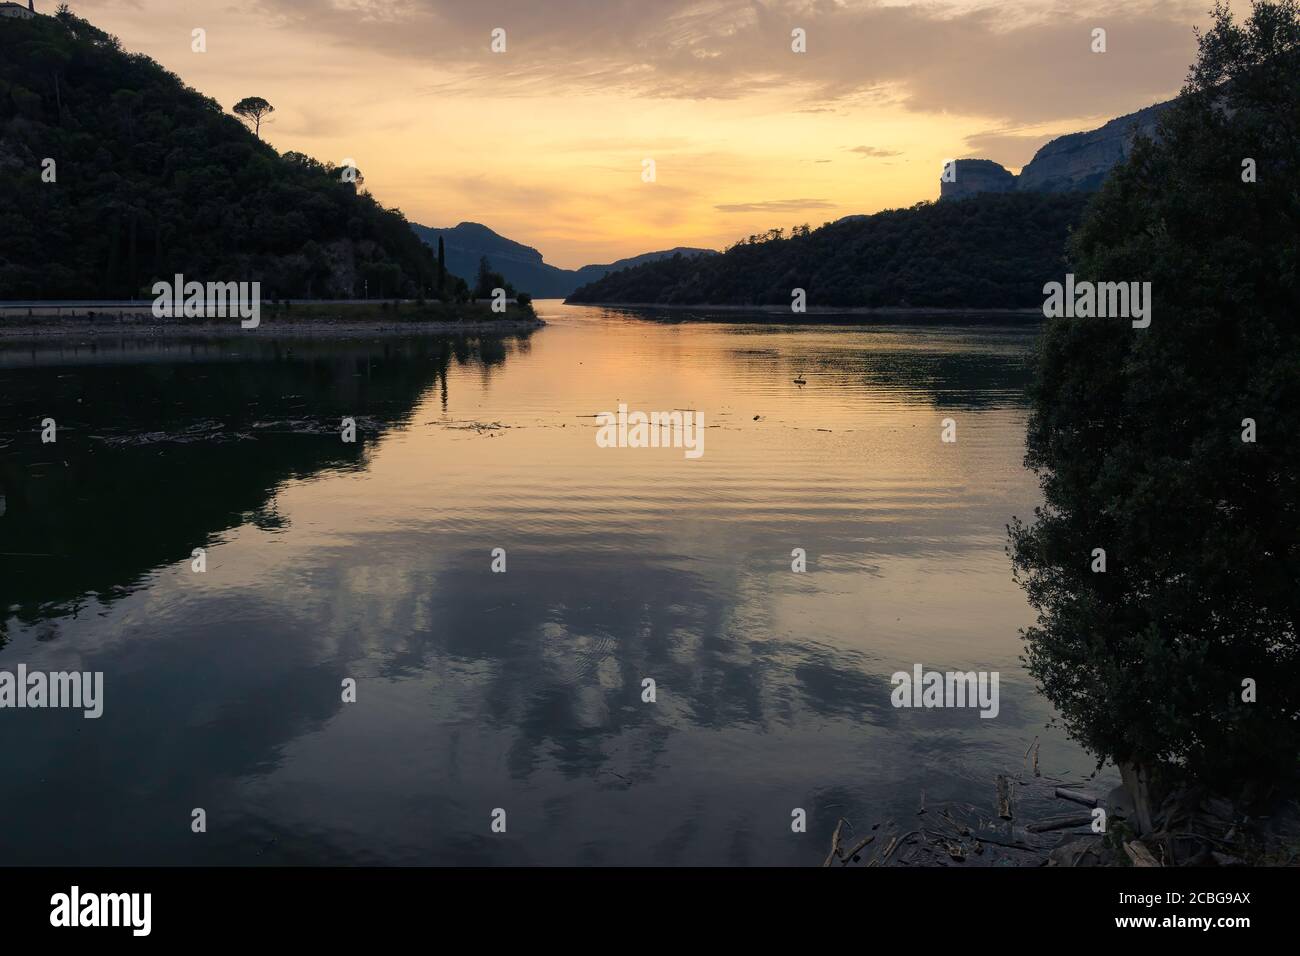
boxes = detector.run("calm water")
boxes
[0,301,1106,865]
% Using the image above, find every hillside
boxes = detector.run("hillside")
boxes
[566,192,1091,309]
[0,9,446,299]
[412,221,714,298]
[570,247,718,288]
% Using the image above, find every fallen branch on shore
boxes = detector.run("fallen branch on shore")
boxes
[996,775,1014,820]
[1054,788,1100,808]
[1026,813,1096,833]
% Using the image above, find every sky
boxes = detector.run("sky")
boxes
[64,0,1224,268]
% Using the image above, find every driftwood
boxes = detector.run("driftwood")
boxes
[870,835,898,866]
[1055,788,1100,808]
[1027,813,1096,833]
[839,834,875,863]
[972,833,1040,852]
[869,830,921,866]
[822,818,848,868]
[820,754,1141,867]
[1124,840,1162,867]
[1024,736,1041,778]
[886,830,922,863]
[996,775,1013,820]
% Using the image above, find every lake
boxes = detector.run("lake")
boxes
[0,301,1109,865]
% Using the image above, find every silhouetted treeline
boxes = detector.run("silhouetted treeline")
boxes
[567,192,1091,308]
[0,9,458,300]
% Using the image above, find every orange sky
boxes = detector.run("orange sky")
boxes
[66,0,1221,268]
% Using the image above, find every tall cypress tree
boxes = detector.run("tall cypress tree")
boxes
[437,236,446,295]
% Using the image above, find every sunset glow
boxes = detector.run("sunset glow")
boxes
[63,0,1216,267]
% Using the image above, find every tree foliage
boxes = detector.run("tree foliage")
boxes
[567,192,1091,308]
[0,11,453,300]
[473,255,514,299]
[231,95,273,139]
[1009,0,1300,789]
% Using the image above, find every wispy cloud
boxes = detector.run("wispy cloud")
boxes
[258,0,1200,123]
[714,199,836,213]
[848,146,901,158]
[962,128,1063,168]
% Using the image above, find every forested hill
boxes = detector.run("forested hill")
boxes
[566,192,1092,309]
[0,10,442,299]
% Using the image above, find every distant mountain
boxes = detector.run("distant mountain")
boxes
[411,221,715,298]
[940,100,1172,200]
[570,248,719,286]
[569,97,1189,309]
[566,192,1091,309]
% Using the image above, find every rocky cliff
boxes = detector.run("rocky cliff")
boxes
[939,159,1017,200]
[940,99,1172,200]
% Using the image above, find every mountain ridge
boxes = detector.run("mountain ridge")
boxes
[567,96,1178,308]
[411,221,715,298]
[566,192,1090,309]
[941,99,1172,200]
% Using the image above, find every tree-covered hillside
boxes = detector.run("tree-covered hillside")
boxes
[567,192,1091,309]
[0,8,447,299]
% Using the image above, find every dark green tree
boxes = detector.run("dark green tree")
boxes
[437,235,446,294]
[473,255,511,299]
[231,95,274,139]
[1009,0,1300,807]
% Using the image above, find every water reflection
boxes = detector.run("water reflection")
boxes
[0,334,528,631]
[0,307,1106,866]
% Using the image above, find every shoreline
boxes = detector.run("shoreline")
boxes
[564,301,1043,318]
[0,305,545,341]
[0,318,545,341]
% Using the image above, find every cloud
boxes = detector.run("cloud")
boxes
[256,0,1204,124]
[962,128,1063,168]
[714,199,836,213]
[848,146,901,158]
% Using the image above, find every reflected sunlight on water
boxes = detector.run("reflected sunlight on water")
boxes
[0,302,1111,865]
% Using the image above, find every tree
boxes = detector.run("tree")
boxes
[437,236,446,294]
[231,96,274,138]
[23,42,71,123]
[474,255,510,299]
[0,11,438,299]
[1009,1,1300,807]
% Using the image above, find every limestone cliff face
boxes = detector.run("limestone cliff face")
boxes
[939,159,1017,201]
[1017,101,1169,192]
[939,99,1173,200]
